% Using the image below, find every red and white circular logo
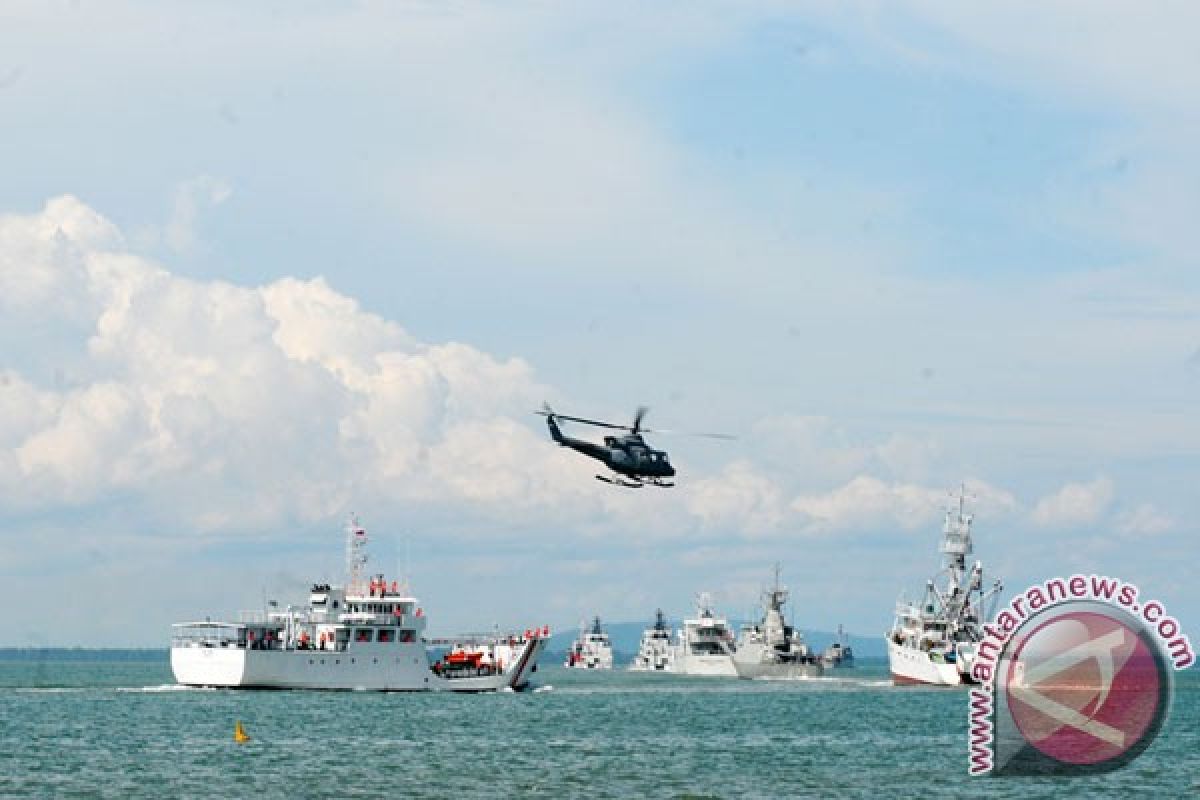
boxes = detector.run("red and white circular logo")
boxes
[1004,609,1167,768]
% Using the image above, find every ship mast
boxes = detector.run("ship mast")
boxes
[938,484,978,628]
[765,561,788,613]
[345,513,369,595]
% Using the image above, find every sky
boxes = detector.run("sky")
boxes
[0,1,1196,647]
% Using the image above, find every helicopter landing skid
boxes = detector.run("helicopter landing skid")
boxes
[595,474,644,488]
[595,475,674,488]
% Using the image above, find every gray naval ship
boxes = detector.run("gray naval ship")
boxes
[732,565,824,680]
[820,624,855,668]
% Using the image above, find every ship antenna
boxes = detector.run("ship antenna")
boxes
[345,513,369,594]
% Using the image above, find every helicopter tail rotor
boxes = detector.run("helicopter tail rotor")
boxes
[537,403,567,444]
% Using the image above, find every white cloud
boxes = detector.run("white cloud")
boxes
[0,196,557,527]
[0,195,1169,559]
[1031,477,1115,528]
[164,175,232,253]
[747,416,943,485]
[1115,503,1175,537]
[790,475,1017,535]
[0,194,119,320]
[684,460,788,536]
[791,475,943,533]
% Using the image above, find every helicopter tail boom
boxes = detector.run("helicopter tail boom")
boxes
[545,412,566,444]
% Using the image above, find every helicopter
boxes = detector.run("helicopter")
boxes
[535,404,731,488]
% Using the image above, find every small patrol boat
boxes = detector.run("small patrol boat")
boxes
[628,609,676,672]
[820,625,855,669]
[564,616,614,669]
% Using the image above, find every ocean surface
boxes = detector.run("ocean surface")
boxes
[1,655,1195,798]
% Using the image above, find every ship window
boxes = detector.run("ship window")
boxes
[332,601,339,609]
[378,629,394,643]
[355,629,372,642]
[399,630,415,643]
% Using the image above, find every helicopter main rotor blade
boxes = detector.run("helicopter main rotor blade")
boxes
[640,428,737,440]
[532,410,633,431]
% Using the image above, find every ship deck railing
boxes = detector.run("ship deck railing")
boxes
[425,633,531,647]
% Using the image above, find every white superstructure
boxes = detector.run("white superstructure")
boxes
[733,565,823,680]
[171,516,547,692]
[887,487,1002,686]
[564,616,614,669]
[672,593,737,677]
[629,609,675,672]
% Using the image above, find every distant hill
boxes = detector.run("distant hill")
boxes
[545,621,884,662]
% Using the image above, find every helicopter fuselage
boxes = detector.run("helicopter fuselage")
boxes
[546,416,675,480]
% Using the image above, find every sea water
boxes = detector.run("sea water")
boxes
[1,656,1196,798]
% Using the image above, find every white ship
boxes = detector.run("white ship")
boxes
[564,616,614,669]
[629,609,676,672]
[733,566,823,680]
[886,487,1002,686]
[171,516,548,692]
[672,593,737,677]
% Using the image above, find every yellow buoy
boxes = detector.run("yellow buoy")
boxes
[234,720,250,744]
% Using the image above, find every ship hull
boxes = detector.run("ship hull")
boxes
[171,638,545,692]
[886,638,961,686]
[732,660,823,680]
[732,641,823,679]
[628,652,675,672]
[674,653,737,677]
[563,647,613,669]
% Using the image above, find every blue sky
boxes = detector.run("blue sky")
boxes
[0,2,1196,646]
